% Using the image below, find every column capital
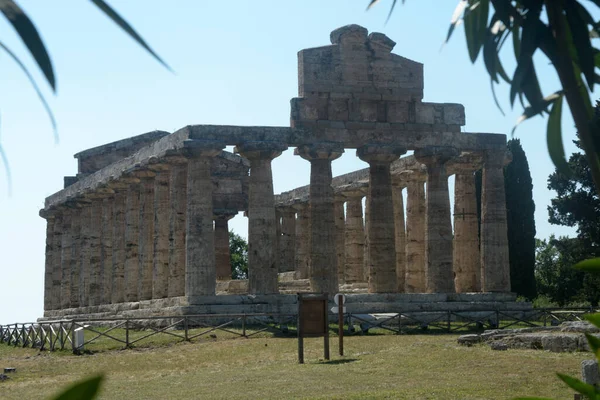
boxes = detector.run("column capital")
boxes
[294,143,344,161]
[399,170,427,184]
[336,183,367,199]
[183,139,226,158]
[235,141,287,160]
[447,151,483,174]
[291,201,309,212]
[483,149,512,168]
[276,205,296,215]
[130,168,156,179]
[213,212,236,221]
[414,146,459,166]
[357,144,406,165]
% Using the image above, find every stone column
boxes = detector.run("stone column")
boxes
[214,214,234,280]
[60,208,73,309]
[185,141,225,297]
[51,211,63,310]
[101,196,114,305]
[357,144,405,293]
[152,167,170,299]
[236,142,287,294]
[480,150,511,292]
[138,172,156,301]
[453,171,481,292]
[69,207,81,308]
[344,193,365,283]
[275,209,282,272]
[124,180,141,302]
[79,204,92,307]
[42,212,55,311]
[392,182,407,292]
[363,195,370,282]
[415,146,458,294]
[293,202,310,279]
[334,197,346,285]
[169,162,187,297]
[88,198,104,306]
[296,144,344,295]
[405,173,426,293]
[111,188,127,304]
[279,207,296,273]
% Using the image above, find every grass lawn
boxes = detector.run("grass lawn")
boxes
[0,332,590,400]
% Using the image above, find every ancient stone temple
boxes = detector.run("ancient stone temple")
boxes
[40,25,525,320]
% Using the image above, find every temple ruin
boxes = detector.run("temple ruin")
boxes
[39,25,527,320]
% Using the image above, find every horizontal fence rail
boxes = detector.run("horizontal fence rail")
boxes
[1,308,598,353]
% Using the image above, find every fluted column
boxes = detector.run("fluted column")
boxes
[415,146,458,294]
[88,198,104,306]
[392,182,407,292]
[344,193,365,283]
[453,171,481,292]
[79,205,92,307]
[152,167,170,299]
[101,195,115,304]
[334,197,346,285]
[138,172,156,301]
[111,188,126,304]
[358,144,405,293]
[60,208,73,309]
[363,195,370,282]
[42,212,56,311]
[405,173,426,293]
[276,209,282,272]
[236,141,287,294]
[185,141,225,297]
[169,162,187,297]
[124,180,141,302]
[481,150,511,292]
[279,207,296,273]
[215,214,234,280]
[69,208,81,308]
[51,211,64,309]
[296,143,344,295]
[293,202,310,279]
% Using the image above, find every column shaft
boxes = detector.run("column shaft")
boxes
[393,186,406,292]
[101,197,114,304]
[111,192,126,304]
[453,172,481,292]
[69,210,81,308]
[481,151,511,292]
[124,184,140,302]
[138,177,155,301]
[280,210,296,273]
[88,200,103,306]
[60,210,73,309]
[405,180,426,293]
[153,170,170,299]
[334,200,346,285]
[294,204,310,279]
[79,206,92,307]
[51,213,63,310]
[344,197,364,283]
[169,164,187,297]
[43,216,55,311]
[215,216,232,280]
[363,196,370,282]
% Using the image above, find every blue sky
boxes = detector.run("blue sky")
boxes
[0,1,585,324]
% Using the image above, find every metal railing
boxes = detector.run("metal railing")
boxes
[1,307,597,353]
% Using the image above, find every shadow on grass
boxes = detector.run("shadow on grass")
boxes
[317,358,358,365]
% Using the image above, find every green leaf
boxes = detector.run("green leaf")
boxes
[512,16,521,61]
[0,0,55,91]
[90,0,172,72]
[546,93,572,177]
[585,314,600,330]
[0,40,57,143]
[556,373,597,398]
[512,91,561,135]
[565,0,595,90]
[585,333,600,356]
[52,375,103,400]
[574,257,600,273]
[463,0,489,63]
[444,0,468,44]
[490,78,505,115]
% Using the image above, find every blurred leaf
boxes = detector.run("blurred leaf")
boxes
[556,373,597,398]
[0,41,57,142]
[565,0,595,90]
[445,0,468,44]
[574,257,600,273]
[585,333,600,356]
[0,0,55,91]
[512,91,561,135]
[490,78,505,115]
[512,16,521,61]
[90,0,172,72]
[52,375,103,400]
[585,314,600,330]
[546,93,572,177]
[464,0,489,63]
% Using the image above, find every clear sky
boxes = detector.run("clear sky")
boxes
[0,1,585,324]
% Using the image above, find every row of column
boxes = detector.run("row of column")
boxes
[275,147,510,294]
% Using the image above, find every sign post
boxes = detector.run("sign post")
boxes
[297,293,329,364]
[338,294,344,356]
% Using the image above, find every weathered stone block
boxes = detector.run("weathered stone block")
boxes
[582,359,600,386]
[443,103,466,125]
[415,103,434,124]
[387,102,409,123]
[328,98,349,120]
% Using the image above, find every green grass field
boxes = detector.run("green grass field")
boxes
[0,332,590,400]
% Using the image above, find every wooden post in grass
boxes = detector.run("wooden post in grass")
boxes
[297,293,329,364]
